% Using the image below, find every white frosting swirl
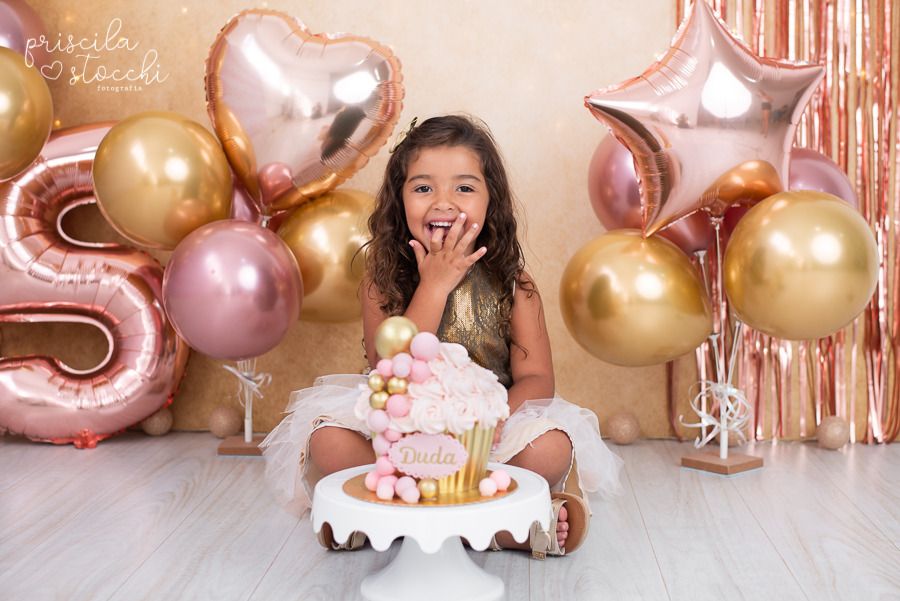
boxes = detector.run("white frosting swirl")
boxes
[357,342,510,435]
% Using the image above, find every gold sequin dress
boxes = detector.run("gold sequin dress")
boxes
[261,264,623,517]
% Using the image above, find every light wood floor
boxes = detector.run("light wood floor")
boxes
[1,431,899,601]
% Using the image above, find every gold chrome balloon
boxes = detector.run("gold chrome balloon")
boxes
[559,230,713,367]
[723,191,878,340]
[374,316,418,359]
[369,391,389,410]
[0,47,52,181]
[386,377,408,395]
[417,478,438,500]
[277,189,372,322]
[368,372,386,392]
[92,111,232,250]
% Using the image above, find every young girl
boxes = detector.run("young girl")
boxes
[262,114,623,557]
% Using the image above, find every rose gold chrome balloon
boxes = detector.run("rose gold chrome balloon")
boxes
[206,9,404,217]
[585,1,824,236]
[0,123,190,447]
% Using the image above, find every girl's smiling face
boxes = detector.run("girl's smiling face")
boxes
[402,145,489,255]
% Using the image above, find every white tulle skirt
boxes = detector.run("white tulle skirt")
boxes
[260,374,624,517]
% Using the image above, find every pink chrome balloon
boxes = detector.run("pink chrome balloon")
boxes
[0,0,52,72]
[0,123,190,448]
[789,147,858,208]
[205,9,404,217]
[588,135,715,255]
[585,0,824,236]
[162,220,303,361]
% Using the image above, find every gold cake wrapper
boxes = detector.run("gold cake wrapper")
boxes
[343,470,517,507]
[437,425,494,494]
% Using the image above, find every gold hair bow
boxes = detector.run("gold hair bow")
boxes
[389,117,418,153]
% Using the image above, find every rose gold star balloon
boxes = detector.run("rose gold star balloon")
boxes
[585,0,824,236]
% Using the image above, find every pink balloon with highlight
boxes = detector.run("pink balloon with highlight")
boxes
[376,481,395,500]
[364,470,380,491]
[395,476,417,492]
[374,455,395,475]
[490,469,511,491]
[391,352,412,378]
[376,358,394,378]
[400,486,420,504]
[372,433,391,455]
[367,409,391,433]
[410,332,440,361]
[409,360,431,383]
[479,477,498,497]
[385,394,410,418]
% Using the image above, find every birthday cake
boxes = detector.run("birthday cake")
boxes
[354,329,511,504]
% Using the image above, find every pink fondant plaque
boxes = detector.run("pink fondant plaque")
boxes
[387,433,468,479]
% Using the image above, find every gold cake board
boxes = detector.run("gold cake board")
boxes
[343,472,518,507]
[681,450,763,475]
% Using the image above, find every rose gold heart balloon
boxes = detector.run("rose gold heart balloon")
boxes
[205,9,404,218]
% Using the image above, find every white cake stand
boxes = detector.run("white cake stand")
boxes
[311,462,550,601]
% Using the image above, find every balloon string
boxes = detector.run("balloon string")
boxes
[223,362,272,406]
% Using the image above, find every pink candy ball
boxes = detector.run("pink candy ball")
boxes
[376,481,395,500]
[383,428,402,443]
[376,358,394,378]
[490,469,511,491]
[391,353,412,378]
[479,477,499,497]
[379,474,398,488]
[410,332,440,361]
[367,409,391,433]
[364,470,380,492]
[385,394,410,418]
[400,486,421,504]
[409,360,432,383]
[374,455,395,476]
[372,433,392,456]
[395,476,417,492]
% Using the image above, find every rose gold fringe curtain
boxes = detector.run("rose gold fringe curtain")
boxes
[672,0,899,443]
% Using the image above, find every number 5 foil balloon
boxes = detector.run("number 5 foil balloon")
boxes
[0,123,190,448]
[205,9,404,219]
[584,0,824,236]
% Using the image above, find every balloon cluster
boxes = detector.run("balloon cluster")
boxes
[362,317,510,503]
[564,0,879,369]
[0,6,402,444]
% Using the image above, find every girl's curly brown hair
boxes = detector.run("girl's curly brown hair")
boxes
[362,114,532,343]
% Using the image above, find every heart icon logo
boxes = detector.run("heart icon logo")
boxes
[205,10,404,217]
[40,60,62,81]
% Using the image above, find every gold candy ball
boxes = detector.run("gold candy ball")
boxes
[417,478,438,500]
[369,390,389,410]
[386,376,408,395]
[374,316,418,359]
[368,372,386,391]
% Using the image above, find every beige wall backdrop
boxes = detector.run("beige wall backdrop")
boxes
[3,0,711,439]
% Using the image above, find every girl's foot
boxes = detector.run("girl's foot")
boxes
[493,504,568,550]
